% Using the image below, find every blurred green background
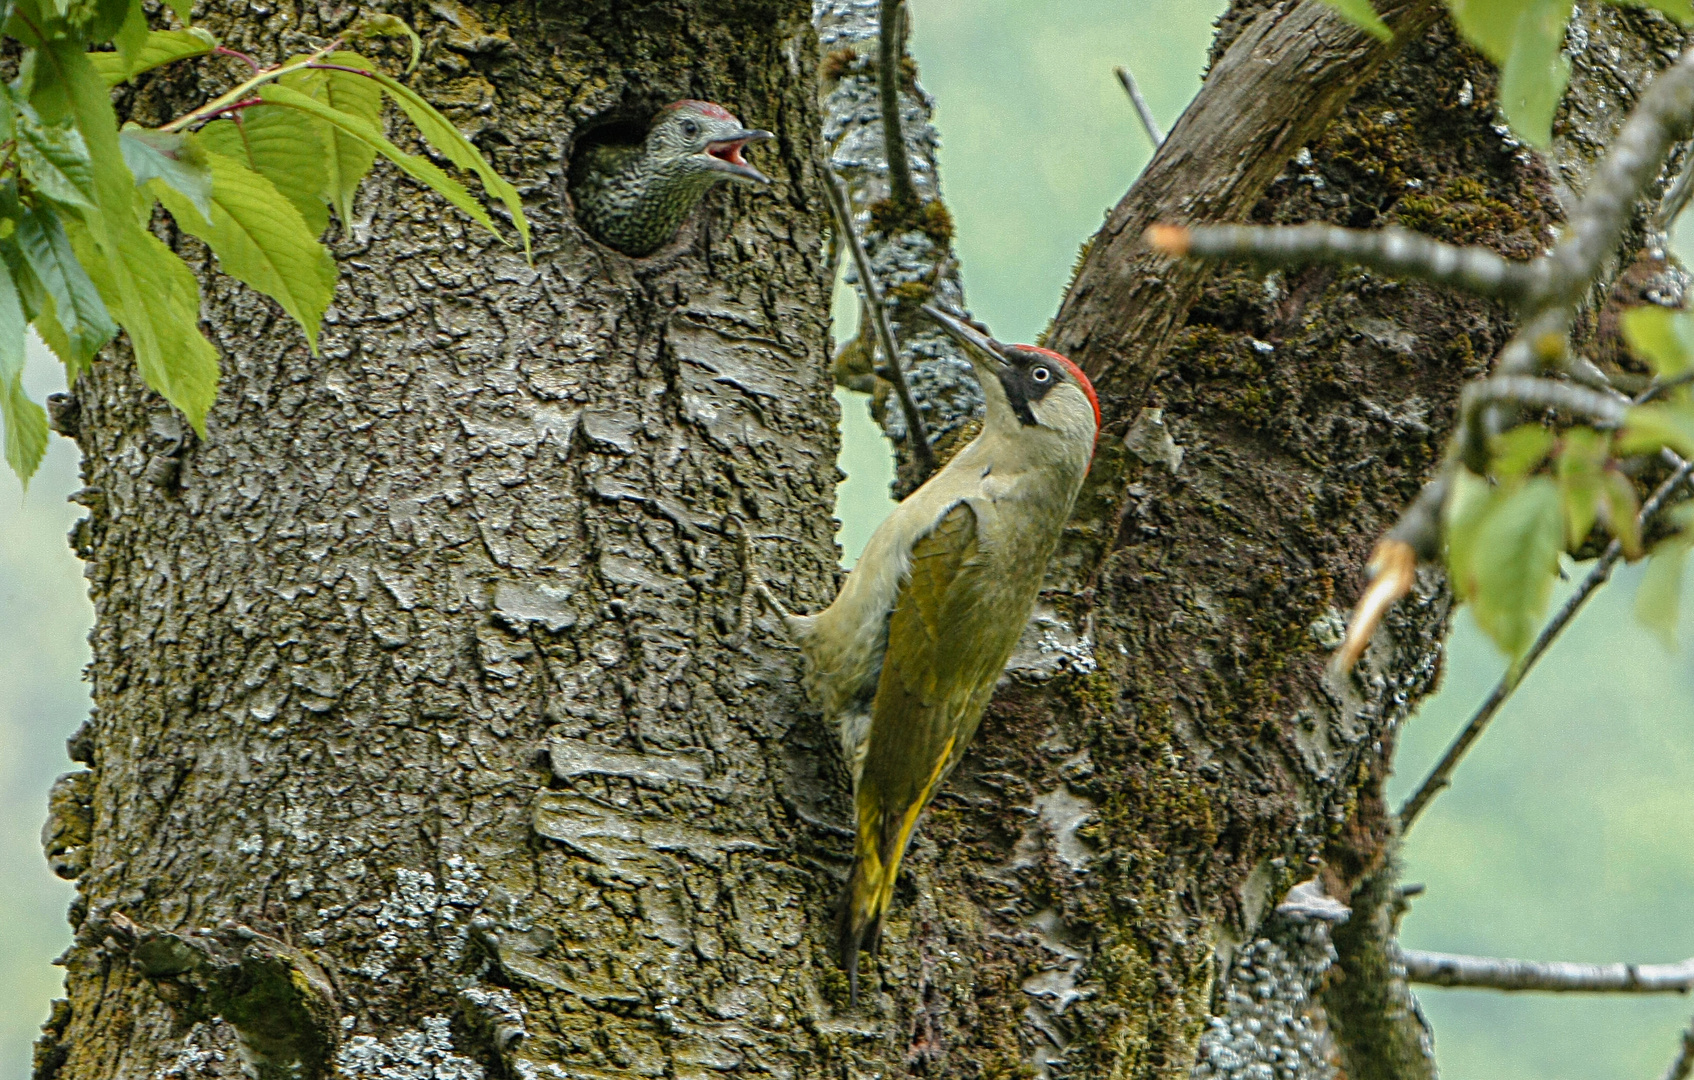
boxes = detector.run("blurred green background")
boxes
[2,2,1692,1075]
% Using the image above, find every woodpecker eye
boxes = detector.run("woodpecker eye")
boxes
[1031,366,1052,383]
[682,119,700,137]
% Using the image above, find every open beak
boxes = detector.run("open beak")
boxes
[702,129,774,184]
[922,304,1010,375]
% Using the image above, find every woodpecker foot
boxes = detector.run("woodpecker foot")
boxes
[728,518,793,648]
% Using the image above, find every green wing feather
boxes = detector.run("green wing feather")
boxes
[840,500,1015,1000]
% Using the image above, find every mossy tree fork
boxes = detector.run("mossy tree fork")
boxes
[30,2,1694,1080]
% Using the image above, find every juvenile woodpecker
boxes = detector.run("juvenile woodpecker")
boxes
[755,305,1100,1002]
[568,99,773,257]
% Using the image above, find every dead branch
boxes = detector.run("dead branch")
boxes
[1399,948,1694,993]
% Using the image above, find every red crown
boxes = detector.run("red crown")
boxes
[1012,345,1100,440]
[663,99,738,123]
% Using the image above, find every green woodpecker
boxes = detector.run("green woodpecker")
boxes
[568,99,773,257]
[757,305,1099,1002]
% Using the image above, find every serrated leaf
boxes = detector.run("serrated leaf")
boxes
[1444,466,1498,600]
[259,82,502,241]
[87,28,215,87]
[1635,534,1691,648]
[16,103,96,210]
[1497,0,1575,148]
[197,107,329,235]
[119,124,211,219]
[151,146,337,353]
[162,0,189,25]
[52,38,219,433]
[1556,426,1607,548]
[347,14,424,73]
[1620,401,1694,459]
[278,60,383,231]
[1470,475,1565,657]
[344,55,530,254]
[92,0,140,43]
[14,204,116,370]
[1491,423,1556,480]
[1605,0,1694,25]
[1620,305,1694,379]
[0,257,44,484]
[1599,467,1644,559]
[112,0,148,68]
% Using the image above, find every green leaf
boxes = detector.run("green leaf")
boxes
[1635,528,1692,648]
[119,124,212,219]
[197,107,329,236]
[258,82,503,241]
[1620,401,1694,459]
[1496,0,1575,148]
[92,0,141,43]
[1599,467,1644,559]
[1448,0,1525,62]
[51,38,219,433]
[161,0,190,25]
[16,101,97,210]
[1490,423,1556,480]
[1444,466,1498,600]
[343,55,531,254]
[151,146,337,354]
[0,259,46,484]
[1556,426,1607,548]
[87,28,215,87]
[278,60,382,231]
[14,204,116,370]
[346,13,424,73]
[1470,475,1565,658]
[1317,0,1392,39]
[1620,305,1694,379]
[112,0,149,70]
[1605,0,1694,26]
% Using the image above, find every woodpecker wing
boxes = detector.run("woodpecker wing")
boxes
[839,498,1026,997]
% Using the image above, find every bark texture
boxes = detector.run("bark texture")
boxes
[35,2,1689,1080]
[44,1,849,1077]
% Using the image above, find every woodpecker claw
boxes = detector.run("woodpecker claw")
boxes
[728,518,792,648]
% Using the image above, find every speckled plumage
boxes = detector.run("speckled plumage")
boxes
[569,100,772,257]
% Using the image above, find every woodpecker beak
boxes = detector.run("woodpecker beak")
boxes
[702,129,774,184]
[922,304,1010,376]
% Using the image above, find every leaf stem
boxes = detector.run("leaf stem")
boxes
[215,46,261,74]
[160,40,344,134]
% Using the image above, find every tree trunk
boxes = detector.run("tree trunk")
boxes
[34,2,1687,1080]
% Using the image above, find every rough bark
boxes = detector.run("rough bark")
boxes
[35,2,1690,1080]
[43,1,847,1076]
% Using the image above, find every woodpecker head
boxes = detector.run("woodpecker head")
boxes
[923,305,1100,465]
[648,100,773,186]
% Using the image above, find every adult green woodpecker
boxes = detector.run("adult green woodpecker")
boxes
[568,99,773,257]
[755,305,1100,1002]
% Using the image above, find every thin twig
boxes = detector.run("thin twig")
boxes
[216,45,262,74]
[1398,948,1694,993]
[1460,375,1631,428]
[1664,1015,1694,1080]
[1398,452,1694,830]
[1147,222,1540,303]
[819,162,936,478]
[878,0,919,209]
[1115,65,1164,148]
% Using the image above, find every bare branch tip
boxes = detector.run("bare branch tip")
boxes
[1331,538,1416,675]
[1145,224,1191,256]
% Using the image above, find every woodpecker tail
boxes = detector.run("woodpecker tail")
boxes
[837,846,897,1007]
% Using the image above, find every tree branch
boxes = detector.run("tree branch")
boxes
[820,162,937,478]
[1147,222,1540,303]
[1665,1015,1694,1080]
[1398,452,1694,831]
[1115,64,1164,148]
[1399,948,1694,993]
[878,0,918,209]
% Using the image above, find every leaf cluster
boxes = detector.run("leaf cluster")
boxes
[1323,0,1693,147]
[0,0,529,484]
[1444,309,1694,660]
